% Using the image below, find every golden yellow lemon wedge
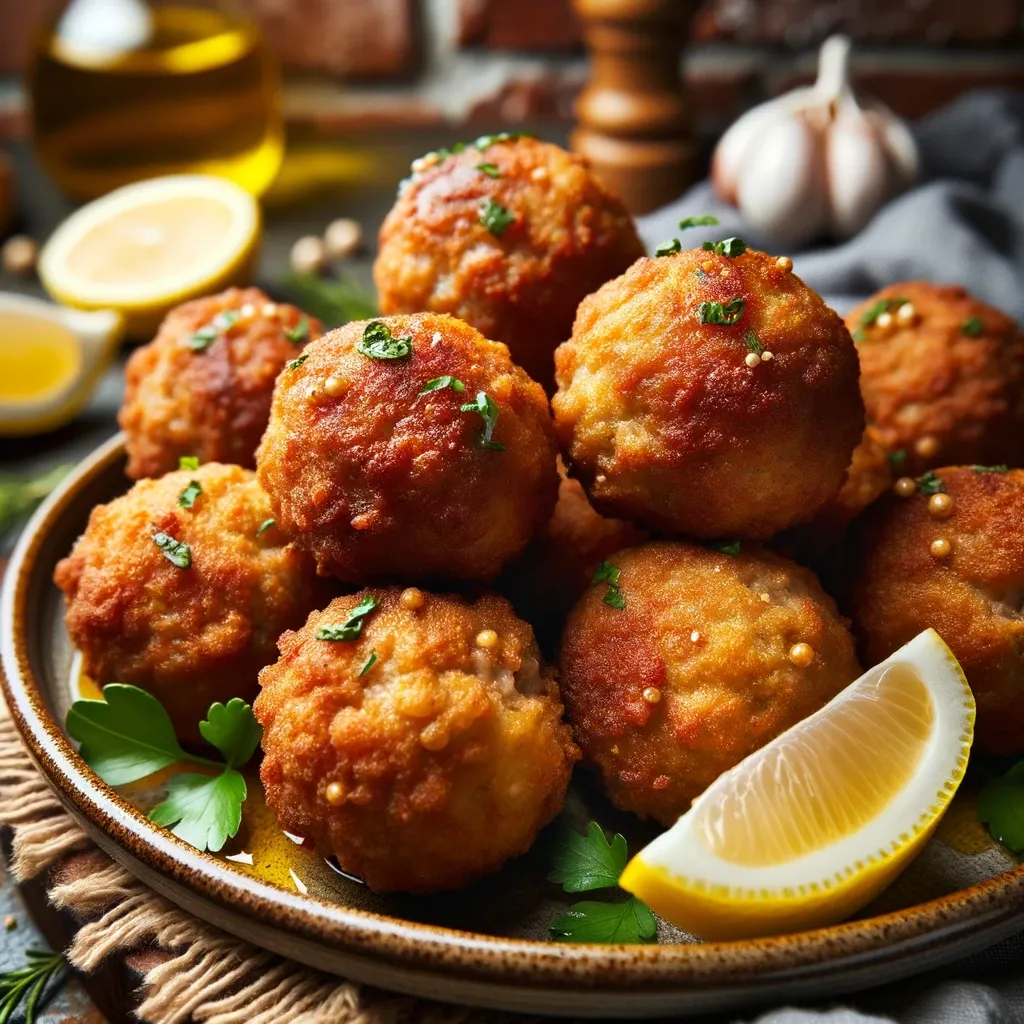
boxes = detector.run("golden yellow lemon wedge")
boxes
[619,629,974,941]
[0,292,123,435]
[39,174,260,336]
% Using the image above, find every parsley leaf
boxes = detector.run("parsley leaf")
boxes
[962,316,984,337]
[711,539,741,555]
[702,237,746,258]
[654,239,681,257]
[479,197,516,237]
[153,532,191,569]
[978,761,1024,852]
[887,449,907,467]
[188,310,238,351]
[0,948,65,1024]
[859,296,908,330]
[699,297,745,326]
[199,698,262,767]
[548,821,628,892]
[65,683,204,785]
[420,375,466,395]
[357,321,412,361]
[178,455,200,471]
[287,353,308,371]
[178,479,202,509]
[150,769,247,853]
[256,517,276,535]
[359,652,378,677]
[973,464,1009,474]
[743,331,763,356]
[593,560,625,609]
[284,315,310,344]
[550,898,657,944]
[916,470,945,496]
[460,391,505,450]
[476,162,500,178]
[474,132,525,150]
[678,214,719,230]
[316,594,380,641]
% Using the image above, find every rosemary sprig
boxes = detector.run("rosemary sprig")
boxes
[0,949,65,1024]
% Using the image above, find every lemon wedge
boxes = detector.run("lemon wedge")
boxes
[39,174,260,336]
[619,629,974,941]
[0,292,123,435]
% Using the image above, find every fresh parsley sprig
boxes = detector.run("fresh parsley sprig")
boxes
[678,214,719,230]
[702,237,746,258]
[460,391,505,451]
[654,239,682,257]
[978,761,1024,852]
[178,456,200,471]
[593,561,625,609]
[917,470,945,496]
[316,594,379,641]
[189,310,238,352]
[547,822,657,944]
[480,197,516,237]
[153,532,191,569]
[357,321,412,361]
[284,315,311,344]
[419,375,466,396]
[973,464,1009,474]
[699,297,745,326]
[652,215,720,257]
[65,687,261,853]
[178,480,202,509]
[0,948,65,1024]
[962,316,984,337]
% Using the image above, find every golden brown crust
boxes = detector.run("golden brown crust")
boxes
[374,136,645,391]
[53,464,329,740]
[255,588,579,893]
[849,465,1024,755]
[849,282,1024,475]
[560,541,860,824]
[119,287,321,479]
[552,248,864,539]
[255,313,559,584]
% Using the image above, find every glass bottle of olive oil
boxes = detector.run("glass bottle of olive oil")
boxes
[27,0,283,199]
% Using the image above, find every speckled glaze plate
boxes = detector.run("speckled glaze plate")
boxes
[5,433,1024,1019]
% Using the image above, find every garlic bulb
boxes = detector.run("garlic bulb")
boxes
[712,36,918,247]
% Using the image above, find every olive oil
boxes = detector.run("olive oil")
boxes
[28,1,283,199]
[0,310,81,403]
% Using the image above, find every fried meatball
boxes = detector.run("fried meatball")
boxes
[850,283,1024,476]
[120,287,321,479]
[849,465,1024,755]
[498,463,649,655]
[256,588,578,893]
[374,135,644,391]
[54,464,327,741]
[256,313,558,584]
[560,541,860,824]
[553,248,864,539]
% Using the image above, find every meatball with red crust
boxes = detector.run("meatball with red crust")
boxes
[553,247,864,540]
[560,541,860,824]
[256,313,558,584]
[54,463,328,741]
[850,283,1024,475]
[374,135,644,390]
[849,465,1024,755]
[255,588,578,893]
[120,287,321,479]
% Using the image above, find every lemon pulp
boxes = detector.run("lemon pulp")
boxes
[0,310,82,403]
[696,664,934,867]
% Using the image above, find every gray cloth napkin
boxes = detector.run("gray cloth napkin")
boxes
[637,90,1024,323]
[638,89,1024,1023]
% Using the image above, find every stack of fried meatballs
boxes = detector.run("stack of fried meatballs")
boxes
[55,133,1024,897]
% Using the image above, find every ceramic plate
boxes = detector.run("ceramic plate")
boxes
[4,433,1024,1019]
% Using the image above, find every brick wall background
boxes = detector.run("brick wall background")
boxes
[1,0,1023,144]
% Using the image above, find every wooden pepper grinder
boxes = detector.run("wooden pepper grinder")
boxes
[572,0,700,214]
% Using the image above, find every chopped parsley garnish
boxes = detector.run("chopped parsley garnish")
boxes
[66,687,261,853]
[678,214,719,230]
[316,594,379,641]
[978,760,1024,852]
[476,162,500,178]
[916,470,945,496]
[887,449,907,467]
[699,297,745,326]
[256,517,276,535]
[284,315,310,343]
[973,464,1009,473]
[962,316,984,337]
[711,539,741,555]
[357,321,412,361]
[859,296,909,329]
[702,237,747,258]
[654,239,682,257]
[419,375,466,395]
[593,560,625,609]
[474,131,525,150]
[178,455,200,471]
[479,197,516,237]
[188,310,238,352]
[460,391,505,450]
[0,948,65,1023]
[852,328,868,342]
[153,532,191,568]
[178,480,202,509]
[547,821,656,945]
[359,652,378,677]
[286,353,309,371]
[743,331,763,356]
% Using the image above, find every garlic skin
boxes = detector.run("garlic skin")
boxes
[713,36,918,247]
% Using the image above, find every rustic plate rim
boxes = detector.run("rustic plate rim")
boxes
[4,432,1024,994]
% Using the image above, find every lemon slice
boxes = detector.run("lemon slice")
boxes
[0,292,123,435]
[39,174,260,335]
[620,629,974,941]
